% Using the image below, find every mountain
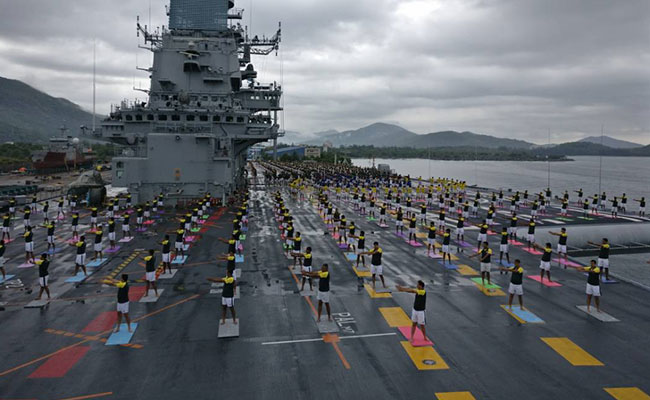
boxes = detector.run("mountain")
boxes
[536,142,650,156]
[409,130,533,149]
[578,136,643,149]
[0,76,95,143]
[303,122,534,149]
[304,123,417,147]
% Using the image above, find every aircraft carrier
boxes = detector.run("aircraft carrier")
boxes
[1,1,650,399]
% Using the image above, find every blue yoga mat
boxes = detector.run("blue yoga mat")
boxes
[438,261,458,270]
[0,274,16,283]
[508,306,544,323]
[345,253,357,261]
[106,323,138,345]
[171,255,188,264]
[65,271,88,283]
[235,254,244,263]
[87,258,108,268]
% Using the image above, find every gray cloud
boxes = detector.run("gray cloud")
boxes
[0,0,648,144]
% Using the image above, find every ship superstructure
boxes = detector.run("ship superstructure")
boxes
[98,0,282,203]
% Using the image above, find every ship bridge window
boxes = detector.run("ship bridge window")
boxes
[158,115,168,121]
[147,114,154,121]
[116,161,124,168]
[172,115,180,121]
[213,116,221,122]
[135,114,143,121]
[200,115,208,122]
[186,115,195,121]
[211,96,219,101]
[237,117,244,123]
[190,96,198,102]
[201,96,208,101]
[125,115,133,121]
[226,116,233,122]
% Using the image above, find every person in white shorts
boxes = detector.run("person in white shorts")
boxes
[575,260,601,313]
[301,264,331,322]
[71,236,88,277]
[360,242,386,290]
[397,280,427,345]
[469,242,493,288]
[24,227,35,264]
[142,249,159,297]
[537,242,554,283]
[207,269,238,324]
[35,253,51,300]
[499,259,525,310]
[161,234,172,274]
[105,274,132,333]
[550,228,569,267]
[588,238,611,280]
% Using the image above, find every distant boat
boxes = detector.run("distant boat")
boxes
[32,129,94,172]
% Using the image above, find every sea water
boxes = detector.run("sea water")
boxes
[352,156,650,201]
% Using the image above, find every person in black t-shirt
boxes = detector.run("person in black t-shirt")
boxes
[302,264,331,322]
[0,240,6,280]
[35,253,51,300]
[397,280,427,345]
[105,274,132,332]
[207,269,237,325]
[161,234,172,274]
[499,259,524,310]
[567,260,601,313]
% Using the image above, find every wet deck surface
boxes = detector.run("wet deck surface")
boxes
[0,183,649,400]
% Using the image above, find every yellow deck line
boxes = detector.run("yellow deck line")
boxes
[604,387,650,400]
[353,266,371,277]
[456,264,479,276]
[399,341,449,370]
[364,284,392,298]
[472,282,505,296]
[436,392,476,400]
[541,337,604,366]
[379,307,411,327]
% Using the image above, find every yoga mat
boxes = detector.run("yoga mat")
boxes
[457,241,473,247]
[135,227,147,233]
[345,253,357,261]
[553,258,582,267]
[235,254,244,263]
[527,275,562,287]
[65,271,88,283]
[143,220,155,225]
[500,261,515,267]
[427,252,442,259]
[501,305,544,323]
[190,228,201,233]
[105,246,121,253]
[119,237,134,243]
[105,323,138,345]
[0,274,16,283]
[378,223,389,228]
[470,278,500,289]
[46,248,63,255]
[338,243,349,249]
[438,261,458,270]
[521,248,543,255]
[171,255,188,264]
[576,305,619,322]
[398,326,433,347]
[87,258,108,268]
[407,240,423,247]
[18,262,35,268]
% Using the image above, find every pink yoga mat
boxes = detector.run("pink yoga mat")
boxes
[398,326,433,347]
[553,258,582,267]
[521,248,543,255]
[527,275,562,287]
[407,240,423,247]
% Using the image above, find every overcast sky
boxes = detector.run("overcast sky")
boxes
[1,0,648,144]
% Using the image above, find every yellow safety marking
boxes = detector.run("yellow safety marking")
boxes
[604,387,650,400]
[456,264,479,276]
[353,266,371,277]
[399,341,449,370]
[364,284,392,298]
[436,392,476,400]
[379,307,411,327]
[472,282,505,296]
[541,337,603,366]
